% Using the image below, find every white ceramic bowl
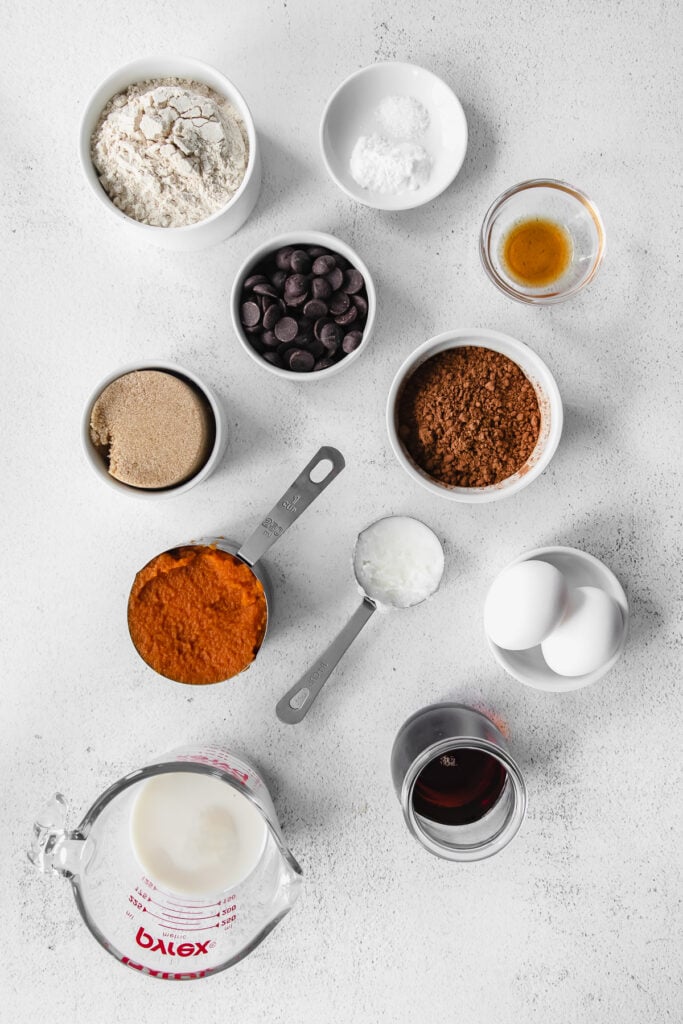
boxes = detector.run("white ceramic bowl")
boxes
[79,57,261,251]
[486,547,629,692]
[320,61,468,211]
[386,328,563,503]
[82,361,227,498]
[230,230,376,381]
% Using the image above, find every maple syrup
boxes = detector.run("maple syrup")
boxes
[412,747,507,826]
[501,217,572,287]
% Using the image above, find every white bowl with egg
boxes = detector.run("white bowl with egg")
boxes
[320,61,468,211]
[79,56,261,251]
[82,361,227,499]
[486,546,629,692]
[386,328,563,503]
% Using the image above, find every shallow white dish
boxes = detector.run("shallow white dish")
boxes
[320,61,468,211]
[386,328,563,503]
[82,361,227,499]
[230,230,376,382]
[79,56,261,251]
[486,547,629,692]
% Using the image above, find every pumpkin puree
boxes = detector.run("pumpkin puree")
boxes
[128,545,268,685]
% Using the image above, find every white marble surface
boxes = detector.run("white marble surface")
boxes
[3,1,682,1021]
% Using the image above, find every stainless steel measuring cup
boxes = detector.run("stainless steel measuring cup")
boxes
[128,446,345,684]
[276,515,443,723]
[29,745,303,980]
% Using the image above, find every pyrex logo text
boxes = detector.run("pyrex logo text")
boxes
[136,927,209,956]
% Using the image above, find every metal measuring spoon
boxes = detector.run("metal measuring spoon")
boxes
[276,516,444,723]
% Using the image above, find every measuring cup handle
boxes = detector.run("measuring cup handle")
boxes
[237,446,345,567]
[276,597,376,724]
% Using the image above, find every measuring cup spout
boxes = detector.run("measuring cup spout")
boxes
[28,793,87,878]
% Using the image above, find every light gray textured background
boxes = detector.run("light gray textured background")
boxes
[2,1,682,1021]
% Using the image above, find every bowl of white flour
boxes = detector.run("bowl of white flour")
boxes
[79,57,261,251]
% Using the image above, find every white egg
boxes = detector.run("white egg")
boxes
[541,586,623,677]
[484,560,569,651]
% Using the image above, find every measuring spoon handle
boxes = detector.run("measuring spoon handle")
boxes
[276,597,376,724]
[237,446,345,567]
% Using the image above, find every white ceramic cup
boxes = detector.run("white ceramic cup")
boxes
[386,328,563,503]
[79,57,261,251]
[82,361,227,498]
[230,230,376,381]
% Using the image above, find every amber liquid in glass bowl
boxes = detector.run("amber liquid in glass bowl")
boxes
[501,217,572,287]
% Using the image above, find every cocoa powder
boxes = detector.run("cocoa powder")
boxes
[397,346,541,487]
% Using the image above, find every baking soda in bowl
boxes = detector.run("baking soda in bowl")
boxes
[130,772,268,896]
[353,516,444,609]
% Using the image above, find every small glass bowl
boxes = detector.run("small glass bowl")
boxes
[479,179,605,304]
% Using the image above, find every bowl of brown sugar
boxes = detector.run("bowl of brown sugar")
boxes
[386,329,563,503]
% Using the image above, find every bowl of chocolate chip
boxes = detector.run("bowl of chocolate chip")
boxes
[386,329,563,503]
[230,231,376,379]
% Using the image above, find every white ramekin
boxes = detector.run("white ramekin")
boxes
[386,328,563,503]
[82,361,227,498]
[79,56,261,251]
[230,230,376,382]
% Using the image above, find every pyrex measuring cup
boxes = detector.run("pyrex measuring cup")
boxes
[128,446,345,684]
[28,746,303,980]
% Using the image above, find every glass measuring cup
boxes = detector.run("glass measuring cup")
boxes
[28,746,303,980]
[127,446,345,684]
[276,515,444,722]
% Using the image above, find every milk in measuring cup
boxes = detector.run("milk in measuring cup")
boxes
[130,773,268,896]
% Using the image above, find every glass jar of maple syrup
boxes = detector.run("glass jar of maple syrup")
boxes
[391,703,527,861]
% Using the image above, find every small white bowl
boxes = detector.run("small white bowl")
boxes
[320,61,468,211]
[230,230,376,381]
[386,328,563,503]
[79,57,261,251]
[486,547,629,692]
[82,361,227,498]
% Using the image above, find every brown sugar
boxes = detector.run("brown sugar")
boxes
[128,545,268,685]
[90,370,214,489]
[397,347,541,487]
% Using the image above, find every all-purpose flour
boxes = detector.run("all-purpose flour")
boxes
[91,78,249,227]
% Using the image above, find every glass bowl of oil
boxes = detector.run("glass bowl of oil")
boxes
[479,179,605,304]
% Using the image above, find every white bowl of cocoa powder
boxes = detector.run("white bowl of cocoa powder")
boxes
[386,329,563,503]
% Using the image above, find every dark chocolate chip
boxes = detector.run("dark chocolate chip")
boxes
[244,274,268,290]
[307,246,331,258]
[308,338,325,358]
[274,316,298,343]
[329,291,351,316]
[275,247,295,270]
[342,330,363,353]
[303,299,328,319]
[290,249,312,274]
[334,254,350,270]
[262,330,279,348]
[335,305,358,326]
[288,348,315,372]
[314,357,335,370]
[284,273,309,297]
[311,276,332,300]
[342,269,364,294]
[351,293,368,319]
[326,266,343,291]
[286,291,308,308]
[253,282,279,298]
[263,303,281,331]
[263,351,284,367]
[312,255,337,275]
[270,269,287,290]
[241,301,261,327]
[314,316,332,341]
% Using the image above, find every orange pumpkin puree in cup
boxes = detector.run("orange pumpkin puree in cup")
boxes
[128,545,268,685]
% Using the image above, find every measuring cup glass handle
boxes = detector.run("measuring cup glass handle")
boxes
[237,446,345,568]
[276,597,376,724]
